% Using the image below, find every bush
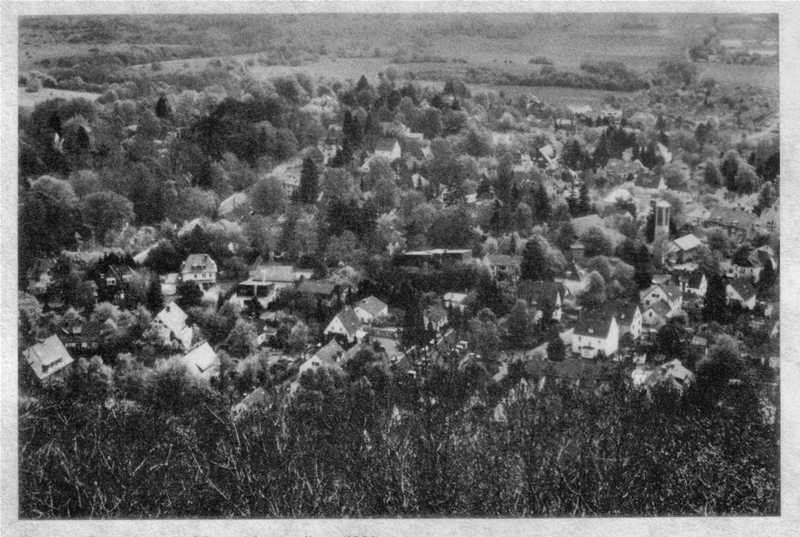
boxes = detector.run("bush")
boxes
[529,56,554,65]
[151,62,164,71]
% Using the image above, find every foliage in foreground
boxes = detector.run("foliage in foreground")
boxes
[19,362,778,518]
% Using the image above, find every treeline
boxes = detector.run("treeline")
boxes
[19,353,778,517]
[409,60,649,93]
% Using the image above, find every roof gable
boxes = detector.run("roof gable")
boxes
[574,312,615,339]
[356,296,388,317]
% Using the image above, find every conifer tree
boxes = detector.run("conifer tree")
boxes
[298,156,319,203]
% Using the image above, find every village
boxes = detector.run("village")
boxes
[20,69,779,422]
[15,12,781,517]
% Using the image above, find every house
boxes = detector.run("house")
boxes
[518,280,563,321]
[374,139,401,161]
[24,335,74,380]
[538,144,558,169]
[705,207,758,240]
[180,342,219,381]
[154,301,194,349]
[642,300,672,328]
[572,312,619,359]
[218,192,251,218]
[726,278,757,310]
[482,254,522,282]
[645,359,695,393]
[297,280,341,307]
[602,187,634,206]
[180,254,217,289]
[26,257,56,296]
[731,255,763,283]
[665,234,702,264]
[354,296,389,324]
[160,273,179,295]
[423,305,449,332]
[596,300,642,340]
[100,264,136,287]
[238,264,315,307]
[299,339,345,375]
[444,292,468,312]
[656,142,672,164]
[641,282,682,316]
[555,260,587,296]
[402,249,472,267]
[671,270,708,297]
[231,387,268,420]
[687,206,711,225]
[324,306,363,344]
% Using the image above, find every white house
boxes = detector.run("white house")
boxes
[641,283,682,317]
[24,335,74,380]
[672,270,708,298]
[444,292,468,312]
[154,301,194,349]
[299,339,345,376]
[180,342,219,381]
[572,312,619,359]
[354,296,389,324]
[642,300,672,327]
[518,281,564,321]
[666,234,702,264]
[600,300,642,340]
[374,139,401,161]
[727,278,757,310]
[423,305,449,332]
[180,254,217,288]
[324,306,363,343]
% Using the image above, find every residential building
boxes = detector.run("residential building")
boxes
[24,335,74,380]
[572,311,619,359]
[444,292,468,312]
[423,305,449,332]
[180,254,217,289]
[641,282,682,316]
[705,207,758,240]
[297,280,341,307]
[354,296,389,324]
[597,300,642,340]
[642,300,672,327]
[154,301,194,349]
[299,339,345,375]
[180,342,219,381]
[666,234,702,264]
[324,306,363,344]
[518,280,564,321]
[671,270,708,297]
[726,278,757,310]
[555,260,587,296]
[482,254,522,282]
[374,139,401,161]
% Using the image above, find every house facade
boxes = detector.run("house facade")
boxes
[180,254,217,288]
[727,278,757,310]
[24,335,74,380]
[641,283,682,317]
[354,296,389,324]
[324,306,363,343]
[572,312,619,359]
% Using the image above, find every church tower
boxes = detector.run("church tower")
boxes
[653,200,671,266]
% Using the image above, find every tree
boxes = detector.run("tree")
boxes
[155,95,171,119]
[548,335,566,362]
[19,176,80,267]
[145,275,164,314]
[251,175,286,216]
[704,161,722,188]
[734,163,759,195]
[703,273,728,323]
[533,183,551,224]
[580,227,612,258]
[521,236,550,281]
[633,245,653,289]
[758,258,776,294]
[226,319,256,358]
[244,295,264,320]
[578,183,591,216]
[297,156,319,203]
[506,300,533,348]
[655,314,689,358]
[176,281,203,310]
[81,191,135,244]
[720,150,741,191]
[755,182,777,216]
[468,308,501,360]
[579,271,607,308]
[401,294,426,348]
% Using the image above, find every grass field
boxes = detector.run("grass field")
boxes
[18,87,100,108]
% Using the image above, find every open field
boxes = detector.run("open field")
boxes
[17,87,100,108]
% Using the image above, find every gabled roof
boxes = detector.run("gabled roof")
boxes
[708,207,757,230]
[645,299,672,319]
[356,296,388,317]
[594,300,639,325]
[645,282,682,302]
[218,192,250,215]
[181,342,219,380]
[559,260,584,281]
[315,339,345,362]
[574,311,615,339]
[157,301,189,336]
[672,234,702,251]
[424,305,448,324]
[444,292,468,303]
[375,138,399,153]
[334,306,361,336]
[24,335,74,380]
[297,280,337,297]
[181,254,216,274]
[672,270,706,290]
[728,278,756,301]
